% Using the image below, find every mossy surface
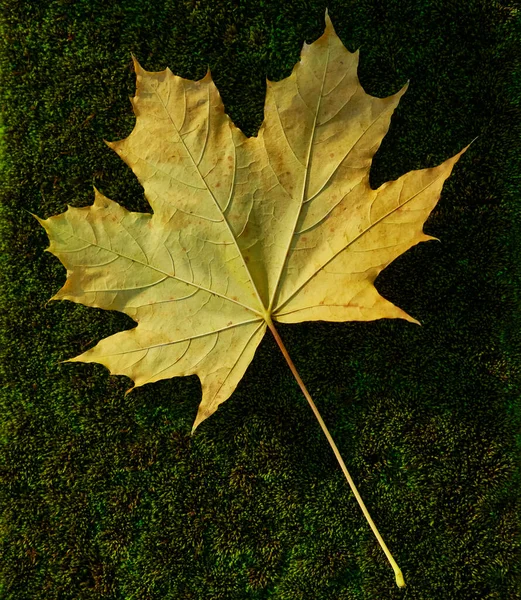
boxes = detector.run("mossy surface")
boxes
[1,1,520,598]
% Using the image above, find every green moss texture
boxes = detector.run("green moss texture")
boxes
[1,1,520,598]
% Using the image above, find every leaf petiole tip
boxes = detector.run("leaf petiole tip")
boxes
[395,568,406,588]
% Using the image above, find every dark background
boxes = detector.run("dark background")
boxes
[1,1,520,598]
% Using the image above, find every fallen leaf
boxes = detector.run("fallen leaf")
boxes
[37,13,468,587]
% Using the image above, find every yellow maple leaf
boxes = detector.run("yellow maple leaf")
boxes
[37,13,468,587]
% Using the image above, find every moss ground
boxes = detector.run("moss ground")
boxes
[1,1,520,598]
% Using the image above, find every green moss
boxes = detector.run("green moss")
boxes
[1,0,520,598]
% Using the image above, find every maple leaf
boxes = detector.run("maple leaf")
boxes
[37,13,468,587]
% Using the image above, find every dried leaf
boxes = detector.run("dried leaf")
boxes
[38,15,465,433]
[37,13,470,587]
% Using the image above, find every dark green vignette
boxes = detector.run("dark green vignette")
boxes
[1,1,520,598]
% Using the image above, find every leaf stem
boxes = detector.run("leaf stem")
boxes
[266,317,405,589]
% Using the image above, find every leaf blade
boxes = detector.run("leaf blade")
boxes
[38,12,469,432]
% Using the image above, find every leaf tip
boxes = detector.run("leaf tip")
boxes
[402,310,421,326]
[191,415,202,435]
[202,65,212,81]
[424,234,441,243]
[460,135,479,155]
[131,53,143,75]
[442,142,472,172]
[393,79,410,100]
[27,209,45,226]
[92,185,108,201]
[324,7,335,34]
[62,355,80,364]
